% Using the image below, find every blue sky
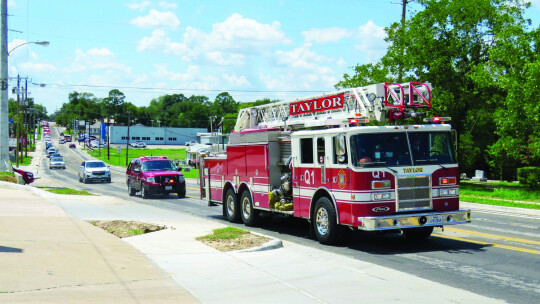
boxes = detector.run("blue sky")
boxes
[6,0,540,114]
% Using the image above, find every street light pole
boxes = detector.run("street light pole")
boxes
[0,0,8,171]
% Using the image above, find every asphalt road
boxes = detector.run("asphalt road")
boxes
[41,126,540,304]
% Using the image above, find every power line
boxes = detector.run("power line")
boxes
[39,82,329,94]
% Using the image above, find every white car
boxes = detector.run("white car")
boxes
[78,160,111,183]
[185,141,197,146]
[90,140,106,148]
[46,147,57,158]
[49,157,66,169]
[130,141,146,148]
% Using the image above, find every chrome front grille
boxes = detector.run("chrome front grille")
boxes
[397,175,432,211]
[155,175,177,183]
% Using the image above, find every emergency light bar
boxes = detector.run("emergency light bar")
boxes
[423,116,451,123]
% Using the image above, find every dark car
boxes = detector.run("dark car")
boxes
[69,143,76,148]
[12,166,35,184]
[126,156,185,199]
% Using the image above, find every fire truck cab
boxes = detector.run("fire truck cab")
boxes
[201,82,471,244]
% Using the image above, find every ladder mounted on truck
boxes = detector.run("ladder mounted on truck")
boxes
[234,82,432,132]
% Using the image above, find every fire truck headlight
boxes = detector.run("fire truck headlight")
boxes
[373,192,392,201]
[178,175,185,182]
[147,177,155,183]
[439,188,458,196]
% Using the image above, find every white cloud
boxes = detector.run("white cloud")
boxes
[222,74,251,87]
[257,44,338,95]
[302,28,352,43]
[126,1,152,11]
[153,64,220,90]
[70,48,132,74]
[275,44,333,74]
[87,48,114,57]
[531,0,540,9]
[130,9,180,28]
[206,52,245,66]
[354,20,387,63]
[158,1,177,10]
[137,29,192,58]
[137,14,290,66]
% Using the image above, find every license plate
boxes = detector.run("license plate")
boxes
[429,215,443,224]
[165,186,172,190]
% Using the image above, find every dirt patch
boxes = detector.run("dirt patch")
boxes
[198,233,271,252]
[89,220,166,238]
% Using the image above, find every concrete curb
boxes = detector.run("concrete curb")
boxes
[236,231,283,253]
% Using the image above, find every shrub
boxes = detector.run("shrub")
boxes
[517,167,540,189]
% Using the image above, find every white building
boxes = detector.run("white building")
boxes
[109,125,206,145]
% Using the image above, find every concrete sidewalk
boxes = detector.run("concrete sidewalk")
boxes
[0,182,198,304]
[0,182,506,304]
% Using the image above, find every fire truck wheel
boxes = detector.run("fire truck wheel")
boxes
[313,197,338,245]
[240,190,259,226]
[225,189,241,223]
[403,226,434,241]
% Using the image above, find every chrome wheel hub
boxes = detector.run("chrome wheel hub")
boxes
[316,207,329,236]
[242,197,251,219]
[227,196,235,216]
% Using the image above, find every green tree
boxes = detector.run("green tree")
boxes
[337,0,538,179]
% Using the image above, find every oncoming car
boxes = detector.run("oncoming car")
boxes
[126,156,185,199]
[78,160,111,183]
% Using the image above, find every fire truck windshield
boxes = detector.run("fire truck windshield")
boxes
[350,131,456,168]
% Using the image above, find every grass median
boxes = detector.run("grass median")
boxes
[38,186,94,195]
[460,180,540,210]
[87,147,199,178]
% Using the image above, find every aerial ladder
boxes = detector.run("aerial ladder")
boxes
[234,82,432,132]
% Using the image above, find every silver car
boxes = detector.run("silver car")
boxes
[78,160,111,183]
[49,157,66,169]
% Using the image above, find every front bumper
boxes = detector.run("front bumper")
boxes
[357,210,471,231]
[50,164,65,169]
[145,182,185,194]
[86,172,111,181]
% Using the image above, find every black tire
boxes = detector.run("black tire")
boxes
[403,227,434,241]
[128,182,136,196]
[177,190,186,198]
[107,177,112,183]
[224,188,241,222]
[141,182,149,199]
[83,176,89,184]
[240,190,259,226]
[313,197,339,245]
[78,174,82,183]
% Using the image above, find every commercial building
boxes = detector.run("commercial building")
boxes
[109,125,206,145]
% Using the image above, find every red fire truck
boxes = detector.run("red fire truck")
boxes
[200,82,471,244]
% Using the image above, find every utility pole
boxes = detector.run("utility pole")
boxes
[15,75,20,166]
[106,116,110,160]
[398,0,408,83]
[23,78,27,157]
[0,0,9,171]
[125,112,130,166]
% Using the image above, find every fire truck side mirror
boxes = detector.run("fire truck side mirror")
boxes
[336,134,346,157]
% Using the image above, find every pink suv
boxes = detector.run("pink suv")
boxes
[126,156,186,199]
